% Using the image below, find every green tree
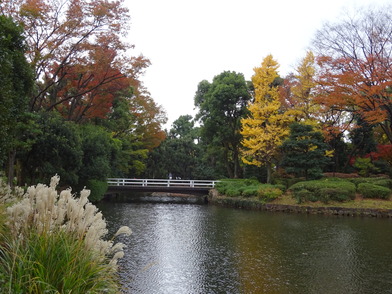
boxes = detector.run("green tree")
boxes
[0,15,33,184]
[78,124,119,184]
[195,71,251,178]
[99,93,149,177]
[145,115,200,179]
[20,112,82,186]
[280,123,330,180]
[348,115,377,158]
[241,55,292,183]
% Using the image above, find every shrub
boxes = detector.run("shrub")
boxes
[353,157,379,177]
[348,177,390,187]
[216,179,258,197]
[372,179,392,189]
[242,186,260,198]
[357,183,391,199]
[87,179,108,203]
[215,179,284,201]
[289,179,356,203]
[319,188,351,203]
[258,186,283,202]
[293,189,314,204]
[225,187,240,197]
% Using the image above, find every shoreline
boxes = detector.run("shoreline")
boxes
[207,191,392,218]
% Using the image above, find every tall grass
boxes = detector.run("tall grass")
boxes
[1,230,119,293]
[0,175,131,293]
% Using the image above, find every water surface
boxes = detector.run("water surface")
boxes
[98,201,392,293]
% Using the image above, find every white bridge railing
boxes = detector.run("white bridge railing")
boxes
[107,178,219,189]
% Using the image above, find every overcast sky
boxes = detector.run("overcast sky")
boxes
[125,0,391,129]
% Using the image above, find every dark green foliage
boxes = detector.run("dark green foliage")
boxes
[357,183,391,199]
[98,94,149,178]
[87,179,108,203]
[194,71,251,178]
[319,188,349,203]
[78,124,119,187]
[0,16,33,178]
[21,112,83,186]
[145,115,201,179]
[290,179,356,203]
[324,133,351,173]
[280,123,330,180]
[349,115,377,157]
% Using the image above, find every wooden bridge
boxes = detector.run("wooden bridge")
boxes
[107,178,219,194]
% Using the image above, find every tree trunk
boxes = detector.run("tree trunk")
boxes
[266,162,272,184]
[233,148,241,178]
[223,144,234,178]
[7,149,16,188]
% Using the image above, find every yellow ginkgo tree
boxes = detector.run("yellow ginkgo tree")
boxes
[241,55,292,183]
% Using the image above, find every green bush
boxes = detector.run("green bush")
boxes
[87,179,108,202]
[372,179,392,189]
[293,189,314,204]
[357,183,391,200]
[216,179,257,197]
[258,186,283,202]
[225,187,240,197]
[347,177,388,187]
[242,186,260,197]
[216,179,284,201]
[289,179,356,203]
[319,188,351,203]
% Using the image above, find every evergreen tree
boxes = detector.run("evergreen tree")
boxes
[195,71,251,178]
[0,15,33,184]
[280,123,330,180]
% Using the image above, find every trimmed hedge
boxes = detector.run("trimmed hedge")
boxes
[357,183,391,200]
[372,179,392,189]
[347,177,389,187]
[289,179,356,204]
[215,179,284,202]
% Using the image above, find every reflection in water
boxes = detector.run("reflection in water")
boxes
[98,202,392,294]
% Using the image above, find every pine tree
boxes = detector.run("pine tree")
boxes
[280,123,330,180]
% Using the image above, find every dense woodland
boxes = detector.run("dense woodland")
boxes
[1,1,392,197]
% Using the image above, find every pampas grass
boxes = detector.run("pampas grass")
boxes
[0,175,131,293]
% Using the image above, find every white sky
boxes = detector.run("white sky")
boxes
[125,0,391,129]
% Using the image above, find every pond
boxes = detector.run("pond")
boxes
[98,198,392,293]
